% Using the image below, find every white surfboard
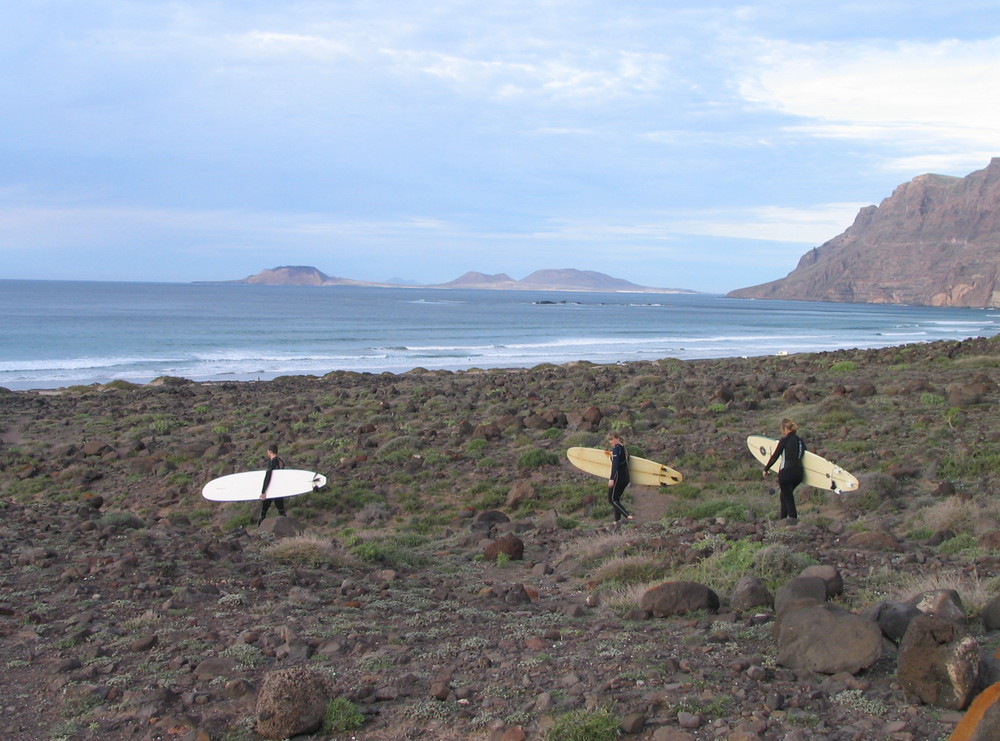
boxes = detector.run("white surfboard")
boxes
[201,469,327,502]
[746,435,858,492]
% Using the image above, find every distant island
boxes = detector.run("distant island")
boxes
[220,266,696,294]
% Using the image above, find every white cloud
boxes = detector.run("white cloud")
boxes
[667,203,866,244]
[738,36,1000,169]
[380,47,671,103]
[231,31,358,60]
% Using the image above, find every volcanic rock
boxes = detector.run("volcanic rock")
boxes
[728,158,1000,307]
[776,603,882,675]
[897,615,980,710]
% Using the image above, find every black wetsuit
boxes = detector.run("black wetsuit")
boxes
[608,443,631,522]
[764,433,805,520]
[259,454,286,522]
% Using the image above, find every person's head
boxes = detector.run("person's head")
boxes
[607,432,624,446]
[267,444,279,457]
[781,419,798,435]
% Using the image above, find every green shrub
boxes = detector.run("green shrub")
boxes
[938,532,978,556]
[545,708,620,741]
[322,697,365,733]
[939,449,1000,478]
[829,361,857,373]
[99,511,146,530]
[351,534,430,568]
[920,392,946,406]
[465,438,489,456]
[669,483,702,501]
[667,538,766,595]
[377,435,425,463]
[473,484,507,509]
[224,510,256,531]
[752,543,816,588]
[517,448,560,469]
[105,379,140,391]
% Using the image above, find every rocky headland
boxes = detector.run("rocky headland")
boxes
[5,337,1000,740]
[729,158,1000,307]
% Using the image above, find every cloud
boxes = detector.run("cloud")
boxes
[737,36,1000,170]
[379,47,672,104]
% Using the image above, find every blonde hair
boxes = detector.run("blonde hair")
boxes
[782,418,798,434]
[608,432,625,445]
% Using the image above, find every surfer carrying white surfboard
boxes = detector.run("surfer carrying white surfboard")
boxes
[607,433,633,524]
[258,444,287,524]
[762,419,805,521]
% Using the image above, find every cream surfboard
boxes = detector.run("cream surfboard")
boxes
[566,447,683,487]
[746,435,858,492]
[201,469,327,502]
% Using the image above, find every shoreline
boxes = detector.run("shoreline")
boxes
[4,331,998,393]
[3,283,997,392]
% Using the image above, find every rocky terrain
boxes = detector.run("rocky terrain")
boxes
[5,336,1000,740]
[729,158,1000,307]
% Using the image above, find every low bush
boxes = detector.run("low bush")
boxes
[322,697,365,733]
[517,448,560,469]
[262,535,340,568]
[545,707,620,741]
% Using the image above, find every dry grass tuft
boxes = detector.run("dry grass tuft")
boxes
[602,580,662,613]
[890,569,1000,618]
[591,554,667,587]
[558,531,635,570]
[262,534,341,567]
[907,497,1000,537]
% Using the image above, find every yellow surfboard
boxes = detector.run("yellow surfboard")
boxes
[566,447,683,487]
[746,435,859,492]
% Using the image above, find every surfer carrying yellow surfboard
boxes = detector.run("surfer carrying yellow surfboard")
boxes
[762,419,805,521]
[607,433,633,524]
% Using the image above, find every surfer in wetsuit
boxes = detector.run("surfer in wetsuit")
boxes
[258,444,286,524]
[607,433,633,524]
[763,419,805,521]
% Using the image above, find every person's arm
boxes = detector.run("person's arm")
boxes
[763,437,787,474]
[261,458,275,498]
[609,445,622,486]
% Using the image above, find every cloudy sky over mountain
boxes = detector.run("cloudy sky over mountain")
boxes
[2,1,997,291]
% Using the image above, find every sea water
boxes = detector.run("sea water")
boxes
[1,279,997,390]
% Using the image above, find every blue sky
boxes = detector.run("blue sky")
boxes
[1,1,997,292]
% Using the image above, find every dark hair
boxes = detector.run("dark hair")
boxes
[267,444,279,454]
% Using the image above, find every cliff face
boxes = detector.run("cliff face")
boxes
[728,158,1000,307]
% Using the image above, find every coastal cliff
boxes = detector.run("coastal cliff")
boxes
[729,158,1000,307]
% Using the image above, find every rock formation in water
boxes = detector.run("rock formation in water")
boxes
[728,158,1000,307]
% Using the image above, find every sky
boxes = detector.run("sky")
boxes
[1,1,998,293]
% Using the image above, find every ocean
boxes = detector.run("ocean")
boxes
[1,280,997,390]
